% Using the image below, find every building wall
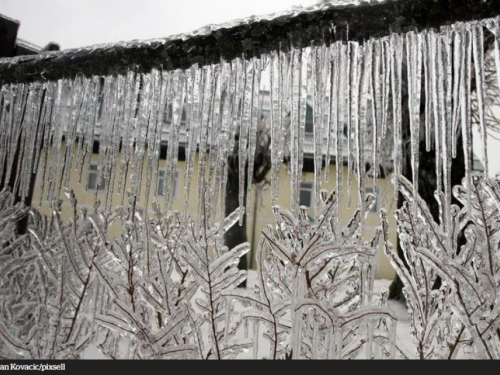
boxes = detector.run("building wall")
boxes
[31,144,397,279]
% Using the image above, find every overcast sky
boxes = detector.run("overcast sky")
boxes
[1,0,499,175]
[0,0,317,49]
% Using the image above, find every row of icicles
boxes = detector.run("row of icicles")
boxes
[1,17,500,225]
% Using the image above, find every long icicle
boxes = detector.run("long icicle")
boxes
[460,24,473,216]
[270,51,282,205]
[406,31,422,215]
[347,41,358,208]
[441,27,453,238]
[390,34,403,200]
[336,43,347,235]
[246,58,262,221]
[472,22,489,176]
[238,59,253,224]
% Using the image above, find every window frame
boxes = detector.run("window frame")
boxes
[157,169,180,198]
[87,164,106,192]
[299,181,314,208]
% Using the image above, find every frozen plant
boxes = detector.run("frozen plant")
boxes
[223,188,397,359]
[385,173,500,359]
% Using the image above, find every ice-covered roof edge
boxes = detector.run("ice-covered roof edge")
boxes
[1,0,499,84]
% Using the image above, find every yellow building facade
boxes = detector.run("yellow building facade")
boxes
[31,145,397,280]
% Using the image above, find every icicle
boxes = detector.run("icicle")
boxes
[19,84,43,201]
[117,72,139,204]
[298,47,309,215]
[105,75,127,211]
[38,82,56,206]
[423,32,433,152]
[0,88,7,184]
[83,77,102,200]
[290,46,300,215]
[270,51,282,205]
[280,48,292,196]
[324,44,335,186]
[62,77,87,190]
[197,65,215,222]
[390,34,403,201]
[472,22,488,176]
[452,29,461,159]
[166,71,185,212]
[94,76,116,205]
[372,40,383,186]
[47,80,66,204]
[406,31,422,214]
[143,69,163,213]
[184,66,202,216]
[381,40,391,140]
[313,45,326,217]
[357,41,371,229]
[246,58,262,221]
[347,41,358,208]
[131,73,152,205]
[429,31,443,195]
[217,60,236,225]
[336,43,348,233]
[238,59,253,225]
[107,75,125,209]
[4,84,28,194]
[441,27,453,237]
[460,25,473,216]
[207,63,223,224]
[290,45,309,215]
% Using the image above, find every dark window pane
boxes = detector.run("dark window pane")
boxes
[299,181,313,207]
[157,179,165,196]
[87,173,97,190]
[299,190,312,207]
[305,121,314,134]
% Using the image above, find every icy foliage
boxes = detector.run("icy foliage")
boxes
[0,186,394,359]
[386,173,500,359]
[223,189,396,359]
[2,4,500,361]
[0,188,248,359]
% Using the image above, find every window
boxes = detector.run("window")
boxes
[365,187,379,213]
[157,169,179,197]
[87,164,106,191]
[299,181,314,208]
[305,121,314,135]
[305,103,314,134]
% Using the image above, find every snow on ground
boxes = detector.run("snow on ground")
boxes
[373,279,414,358]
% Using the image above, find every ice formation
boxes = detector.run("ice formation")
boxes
[1,6,500,360]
